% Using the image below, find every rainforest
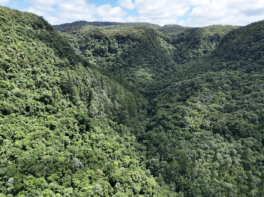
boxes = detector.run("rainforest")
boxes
[1,5,264,197]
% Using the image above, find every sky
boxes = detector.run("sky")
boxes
[1,0,264,27]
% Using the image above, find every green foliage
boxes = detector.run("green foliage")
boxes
[59,18,264,196]
[58,25,175,97]
[0,6,174,196]
[212,20,264,63]
[158,24,191,34]
[2,5,264,197]
[171,25,238,63]
[53,21,161,31]
[138,21,264,196]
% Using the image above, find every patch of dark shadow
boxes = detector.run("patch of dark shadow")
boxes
[76,47,84,54]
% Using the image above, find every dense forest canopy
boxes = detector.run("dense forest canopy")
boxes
[53,21,185,32]
[1,5,264,197]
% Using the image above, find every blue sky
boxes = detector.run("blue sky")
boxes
[1,0,264,26]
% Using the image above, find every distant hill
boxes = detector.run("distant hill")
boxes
[53,21,161,31]
[171,25,239,63]
[212,20,264,63]
[58,25,175,97]
[158,24,192,35]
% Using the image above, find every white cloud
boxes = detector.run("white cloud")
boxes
[187,0,264,26]
[25,0,63,6]
[25,0,127,25]
[117,0,134,9]
[57,0,97,24]
[44,15,59,25]
[118,0,264,26]
[97,4,126,22]
[25,0,98,25]
[26,6,52,17]
[20,0,264,27]
[0,0,9,4]
[12,1,18,7]
[118,0,210,25]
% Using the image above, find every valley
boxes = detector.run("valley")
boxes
[1,6,264,196]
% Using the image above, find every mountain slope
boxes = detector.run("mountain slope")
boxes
[58,25,175,97]
[0,6,175,196]
[53,21,161,31]
[171,25,238,64]
[57,18,264,196]
[58,24,238,95]
[2,5,264,197]
[141,21,264,196]
[212,20,264,63]
[158,24,191,35]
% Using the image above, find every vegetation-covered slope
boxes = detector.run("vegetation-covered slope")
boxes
[141,21,264,196]
[212,20,264,63]
[53,21,161,31]
[2,5,264,197]
[58,24,238,95]
[158,24,191,35]
[58,25,175,97]
[0,6,175,196]
[170,25,238,64]
[58,17,264,196]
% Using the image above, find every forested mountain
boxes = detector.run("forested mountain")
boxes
[58,25,175,98]
[1,5,264,197]
[158,24,191,35]
[170,25,238,63]
[53,21,161,31]
[0,6,174,196]
[140,21,264,196]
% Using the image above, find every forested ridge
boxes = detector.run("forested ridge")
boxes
[1,5,264,197]
[0,6,173,196]
[53,21,161,32]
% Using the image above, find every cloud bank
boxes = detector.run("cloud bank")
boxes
[0,0,9,4]
[25,0,126,25]
[19,0,264,26]
[118,0,264,26]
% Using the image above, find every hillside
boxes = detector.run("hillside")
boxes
[212,20,264,63]
[141,21,264,196]
[53,21,161,31]
[58,25,175,97]
[170,25,238,64]
[58,17,264,196]
[1,5,264,197]
[158,24,191,35]
[0,6,175,196]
